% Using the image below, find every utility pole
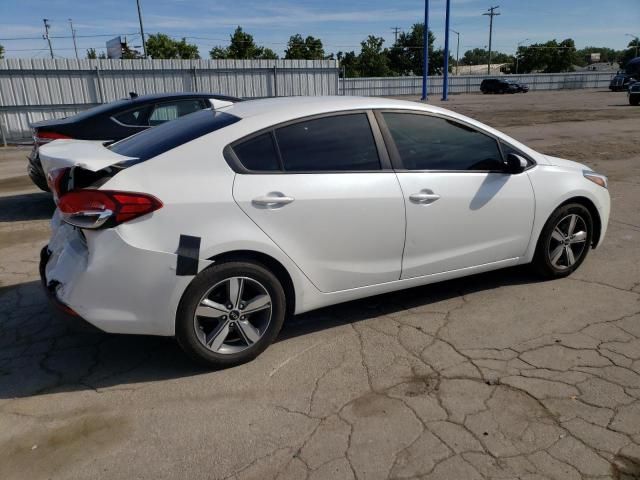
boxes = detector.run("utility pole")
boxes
[451,29,460,75]
[136,0,147,57]
[441,0,451,101]
[421,0,430,101]
[69,19,79,59]
[42,18,54,59]
[391,27,401,44]
[482,6,500,75]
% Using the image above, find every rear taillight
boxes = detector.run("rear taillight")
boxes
[58,190,163,229]
[34,130,72,145]
[47,167,71,201]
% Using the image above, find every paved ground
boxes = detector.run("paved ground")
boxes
[1,89,640,480]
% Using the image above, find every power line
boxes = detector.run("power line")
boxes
[482,5,500,74]
[0,32,139,41]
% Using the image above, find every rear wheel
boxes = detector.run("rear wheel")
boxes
[630,97,639,106]
[176,261,286,368]
[532,203,593,278]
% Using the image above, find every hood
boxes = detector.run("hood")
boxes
[39,139,137,175]
[544,155,589,171]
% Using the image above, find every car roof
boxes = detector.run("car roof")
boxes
[222,96,451,123]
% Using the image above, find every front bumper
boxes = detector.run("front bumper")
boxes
[41,213,192,336]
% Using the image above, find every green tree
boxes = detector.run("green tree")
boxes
[387,23,440,75]
[357,36,391,77]
[146,33,200,59]
[461,48,513,66]
[336,51,360,77]
[285,34,325,60]
[574,46,621,66]
[86,48,106,59]
[516,39,577,73]
[210,27,278,60]
[0,44,4,59]
[620,39,640,69]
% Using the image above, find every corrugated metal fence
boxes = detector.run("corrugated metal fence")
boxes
[340,71,616,96]
[0,58,339,141]
[0,59,617,142]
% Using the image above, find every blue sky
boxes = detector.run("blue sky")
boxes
[1,0,639,58]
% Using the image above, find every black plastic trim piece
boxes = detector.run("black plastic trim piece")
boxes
[176,235,201,276]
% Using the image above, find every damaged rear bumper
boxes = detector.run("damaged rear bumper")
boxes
[40,213,193,336]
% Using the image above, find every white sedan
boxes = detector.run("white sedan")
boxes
[39,96,610,368]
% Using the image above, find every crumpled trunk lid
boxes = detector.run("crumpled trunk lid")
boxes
[39,139,137,176]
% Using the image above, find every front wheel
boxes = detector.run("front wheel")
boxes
[532,203,593,278]
[176,261,287,368]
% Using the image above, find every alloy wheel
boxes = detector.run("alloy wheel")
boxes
[547,214,588,270]
[193,276,272,354]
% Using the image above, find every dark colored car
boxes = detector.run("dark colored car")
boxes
[609,73,637,92]
[629,82,640,105]
[28,92,241,191]
[480,78,529,94]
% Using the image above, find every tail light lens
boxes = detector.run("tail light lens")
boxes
[58,190,163,229]
[47,167,71,202]
[34,130,72,145]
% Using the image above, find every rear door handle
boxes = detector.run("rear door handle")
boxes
[252,193,295,208]
[409,191,440,204]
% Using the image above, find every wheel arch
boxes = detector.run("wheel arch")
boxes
[205,250,297,319]
[556,196,602,249]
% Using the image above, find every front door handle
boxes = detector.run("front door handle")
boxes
[409,191,440,204]
[252,193,295,208]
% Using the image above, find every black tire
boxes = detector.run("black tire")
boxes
[630,97,639,106]
[532,203,593,279]
[176,261,287,368]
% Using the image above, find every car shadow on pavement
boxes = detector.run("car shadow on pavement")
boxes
[282,266,543,341]
[0,267,544,399]
[0,192,54,222]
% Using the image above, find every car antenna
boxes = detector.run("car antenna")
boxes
[129,91,138,99]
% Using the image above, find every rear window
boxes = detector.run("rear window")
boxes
[110,109,240,161]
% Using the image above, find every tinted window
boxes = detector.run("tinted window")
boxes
[148,99,204,126]
[113,106,149,126]
[234,133,280,171]
[383,113,504,171]
[110,109,240,161]
[275,114,380,171]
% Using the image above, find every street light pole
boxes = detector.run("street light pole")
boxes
[515,38,529,74]
[421,0,430,100]
[442,0,451,100]
[136,0,147,57]
[451,30,460,76]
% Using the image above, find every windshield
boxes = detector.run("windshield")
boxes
[109,109,240,161]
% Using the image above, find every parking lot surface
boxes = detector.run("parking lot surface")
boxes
[1,89,640,479]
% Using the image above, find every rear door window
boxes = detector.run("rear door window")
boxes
[113,106,150,126]
[148,99,206,126]
[275,114,380,172]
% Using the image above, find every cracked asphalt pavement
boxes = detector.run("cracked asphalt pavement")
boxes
[1,90,640,479]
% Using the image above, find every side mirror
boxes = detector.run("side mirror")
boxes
[505,153,527,174]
